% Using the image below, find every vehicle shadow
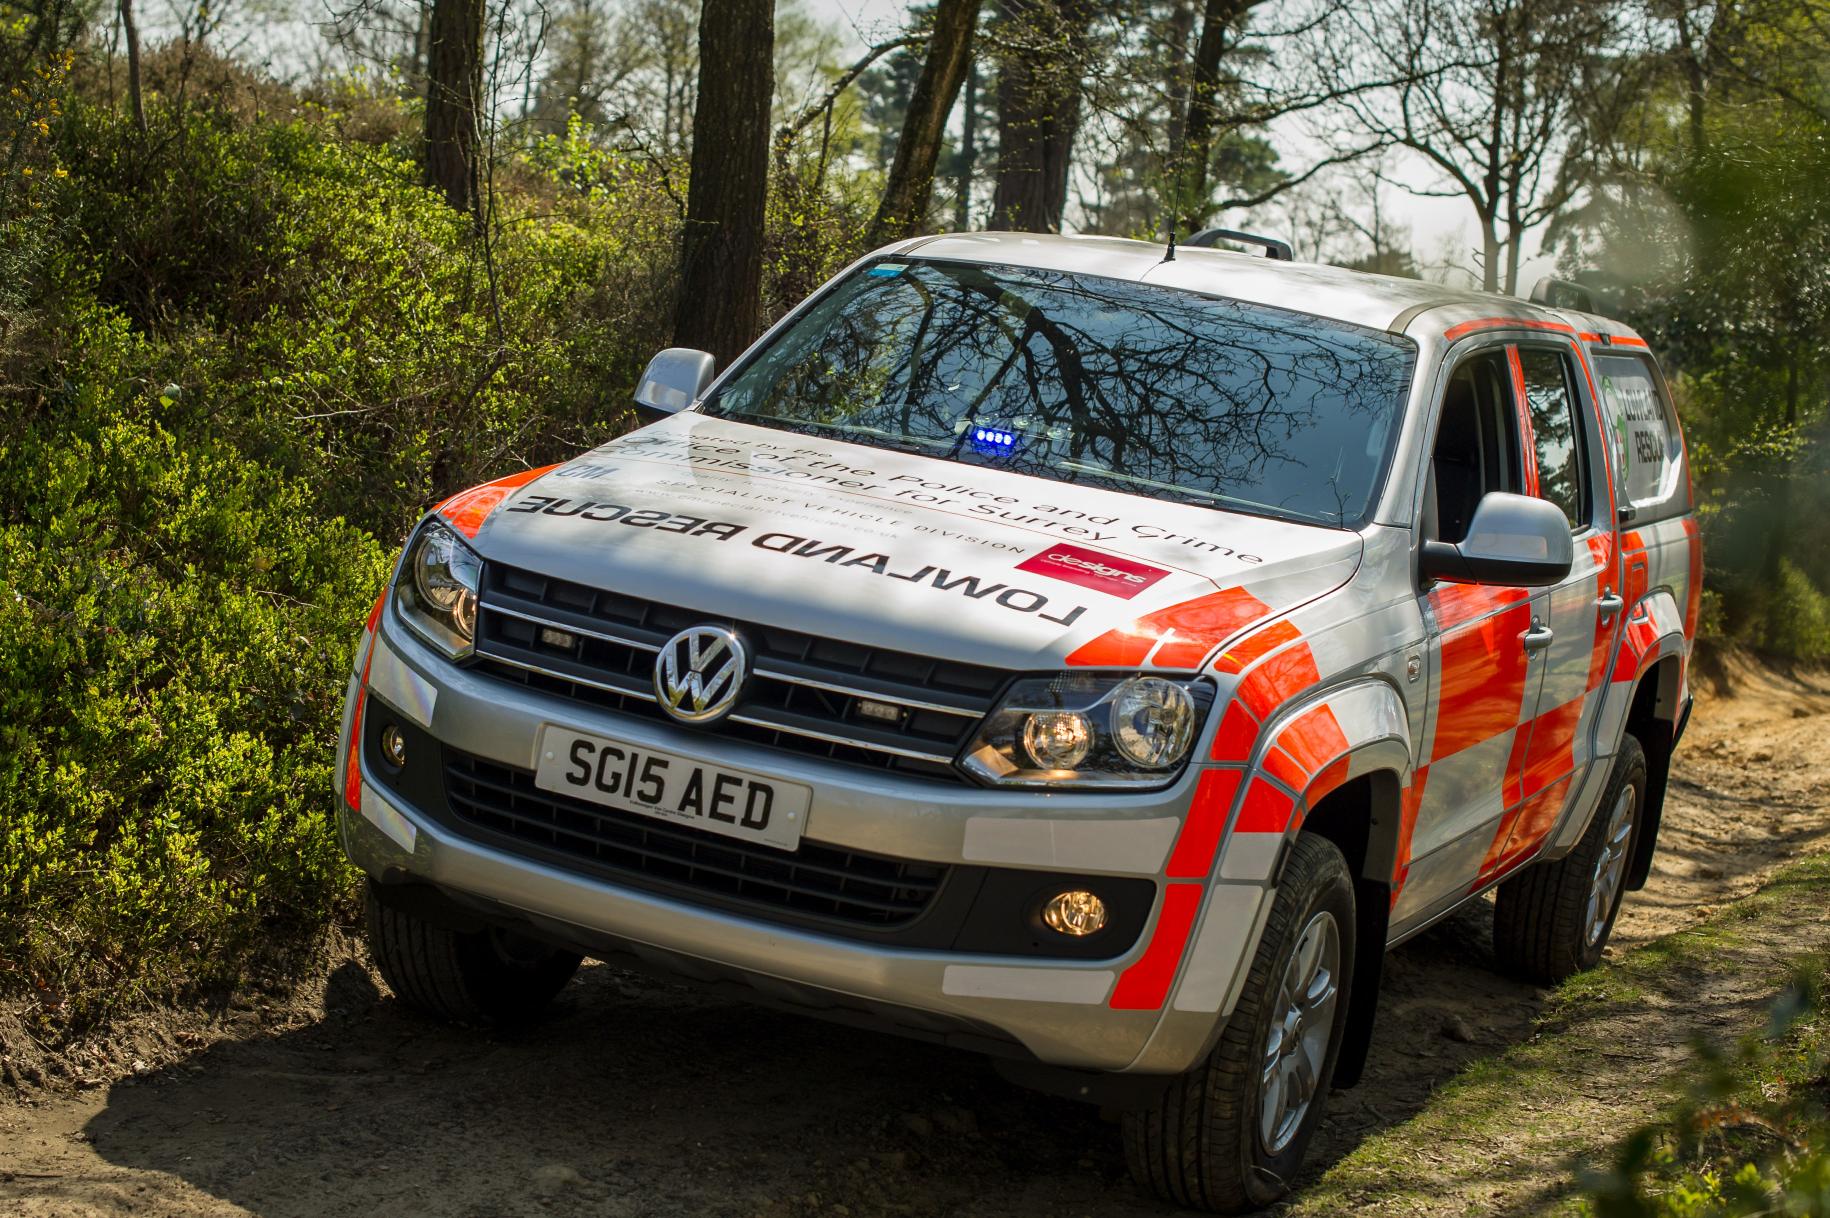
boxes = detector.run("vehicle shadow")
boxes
[78,905,1549,1218]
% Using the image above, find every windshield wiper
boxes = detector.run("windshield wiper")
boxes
[1053,458,1332,528]
[743,414,951,459]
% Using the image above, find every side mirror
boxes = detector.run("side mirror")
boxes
[634,347,715,414]
[1420,492,1573,587]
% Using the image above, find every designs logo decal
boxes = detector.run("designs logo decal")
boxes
[1017,543,1170,599]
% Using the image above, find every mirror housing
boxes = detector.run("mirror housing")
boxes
[634,348,715,414]
[1420,492,1574,588]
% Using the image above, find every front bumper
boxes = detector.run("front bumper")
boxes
[336,613,1242,1073]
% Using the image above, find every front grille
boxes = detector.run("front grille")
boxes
[443,751,947,927]
[470,563,1006,782]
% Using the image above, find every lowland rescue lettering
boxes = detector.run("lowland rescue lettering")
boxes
[504,496,1090,626]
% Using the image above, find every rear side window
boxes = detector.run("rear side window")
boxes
[1517,348,1589,530]
[1593,353,1686,521]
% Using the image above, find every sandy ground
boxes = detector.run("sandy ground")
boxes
[3,647,1827,1218]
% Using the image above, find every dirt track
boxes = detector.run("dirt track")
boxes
[4,649,1829,1218]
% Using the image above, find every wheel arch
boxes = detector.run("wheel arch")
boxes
[1251,677,1415,1090]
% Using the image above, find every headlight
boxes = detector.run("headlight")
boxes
[395,519,483,658]
[961,674,1212,788]
[1111,677,1197,767]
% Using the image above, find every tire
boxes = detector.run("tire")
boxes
[1492,735,1647,985]
[1123,834,1357,1213]
[364,882,582,1026]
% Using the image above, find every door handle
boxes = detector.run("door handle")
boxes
[1596,592,1624,621]
[1522,620,1555,654]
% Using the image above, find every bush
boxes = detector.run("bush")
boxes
[51,91,679,537]
[0,79,687,1025]
[0,295,390,1017]
[1765,561,1830,662]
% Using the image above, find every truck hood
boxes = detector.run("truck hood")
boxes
[458,414,1362,672]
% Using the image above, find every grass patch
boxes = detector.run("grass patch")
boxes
[1289,851,1830,1217]
[1578,952,1829,1216]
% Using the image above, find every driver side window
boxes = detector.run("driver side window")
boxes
[1426,350,1524,544]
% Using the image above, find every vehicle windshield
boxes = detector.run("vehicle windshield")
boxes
[701,260,1417,527]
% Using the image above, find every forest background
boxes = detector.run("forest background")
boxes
[0,0,1824,1071]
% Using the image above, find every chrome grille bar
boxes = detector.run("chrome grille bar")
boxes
[485,601,661,652]
[476,639,962,765]
[751,665,983,718]
[472,565,1005,782]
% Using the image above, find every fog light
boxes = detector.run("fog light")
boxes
[1041,890,1108,936]
[380,724,407,768]
[538,625,579,651]
[855,697,905,725]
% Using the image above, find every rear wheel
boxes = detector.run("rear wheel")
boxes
[1123,834,1356,1213]
[1492,736,1646,984]
[364,882,581,1026]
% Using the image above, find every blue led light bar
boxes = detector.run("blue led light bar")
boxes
[972,426,1016,448]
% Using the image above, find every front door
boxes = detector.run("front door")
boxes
[1395,343,1549,926]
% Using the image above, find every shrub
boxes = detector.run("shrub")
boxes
[51,93,679,536]
[0,80,687,1024]
[1765,561,1830,662]
[0,294,390,1018]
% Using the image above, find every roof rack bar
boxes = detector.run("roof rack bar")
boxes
[1184,228,1294,262]
[1527,276,1596,313]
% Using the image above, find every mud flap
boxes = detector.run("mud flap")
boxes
[1625,712,1678,892]
[1331,875,1390,1089]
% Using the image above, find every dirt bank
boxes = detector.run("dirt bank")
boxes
[4,647,1827,1217]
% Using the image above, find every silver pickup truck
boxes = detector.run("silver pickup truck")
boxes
[335,231,1699,1212]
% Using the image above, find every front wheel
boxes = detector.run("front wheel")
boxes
[1492,736,1647,984]
[365,882,582,1026]
[1123,834,1357,1213]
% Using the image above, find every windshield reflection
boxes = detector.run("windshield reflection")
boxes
[703,261,1416,527]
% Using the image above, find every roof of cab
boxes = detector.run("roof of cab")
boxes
[899,231,1643,344]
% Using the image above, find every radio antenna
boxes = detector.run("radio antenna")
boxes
[1163,220,1177,262]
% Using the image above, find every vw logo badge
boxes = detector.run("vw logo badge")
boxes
[654,624,748,724]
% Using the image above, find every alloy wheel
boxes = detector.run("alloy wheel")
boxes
[1585,782,1638,948]
[1259,910,1341,1155]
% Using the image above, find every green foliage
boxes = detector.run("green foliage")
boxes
[0,291,389,1016]
[0,78,683,1024]
[1566,38,1830,657]
[1579,960,1830,1217]
[50,92,678,537]
[1766,561,1830,661]
[764,134,880,321]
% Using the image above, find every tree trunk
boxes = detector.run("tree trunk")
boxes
[674,0,775,367]
[1758,352,1801,596]
[1479,217,1501,293]
[1675,9,1706,158]
[954,53,977,229]
[1171,0,1257,233]
[869,0,982,245]
[989,0,1094,232]
[423,0,486,219]
[409,0,431,93]
[119,0,146,135]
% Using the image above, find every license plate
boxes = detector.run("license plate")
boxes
[533,726,810,852]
